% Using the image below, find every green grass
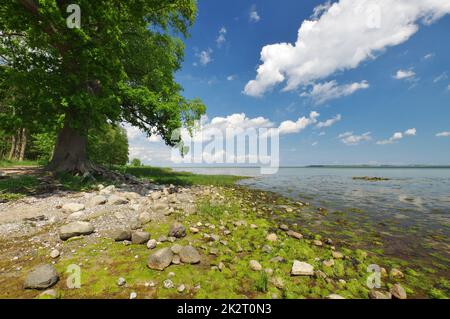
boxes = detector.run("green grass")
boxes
[0,159,40,168]
[122,166,244,186]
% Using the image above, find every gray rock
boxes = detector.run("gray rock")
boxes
[279,224,289,231]
[146,239,157,249]
[168,222,186,238]
[171,244,183,254]
[131,231,150,244]
[390,283,407,299]
[24,264,59,289]
[172,255,181,265]
[177,284,186,293]
[287,230,303,240]
[67,211,86,221]
[147,248,174,270]
[112,230,132,242]
[62,203,85,213]
[59,221,94,240]
[50,249,60,259]
[179,245,201,264]
[117,277,126,286]
[369,290,392,299]
[138,212,152,224]
[291,260,314,276]
[158,235,168,242]
[249,260,262,271]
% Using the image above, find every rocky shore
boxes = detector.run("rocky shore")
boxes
[0,177,443,299]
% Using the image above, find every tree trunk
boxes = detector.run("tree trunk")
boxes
[46,118,93,174]
[8,134,16,160]
[19,128,27,161]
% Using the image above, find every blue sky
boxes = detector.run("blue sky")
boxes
[128,0,450,166]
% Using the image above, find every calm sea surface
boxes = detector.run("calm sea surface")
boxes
[174,167,450,233]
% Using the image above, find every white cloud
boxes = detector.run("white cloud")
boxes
[377,128,416,145]
[312,141,319,147]
[216,27,227,47]
[433,72,448,83]
[311,1,333,20]
[339,132,372,146]
[301,80,369,104]
[316,114,342,129]
[393,69,416,80]
[227,75,236,81]
[244,0,450,97]
[196,48,213,66]
[423,52,435,60]
[278,111,320,135]
[436,131,450,137]
[249,5,261,22]
[447,84,450,91]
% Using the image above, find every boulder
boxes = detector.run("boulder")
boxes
[112,230,132,242]
[179,245,201,264]
[147,248,174,270]
[59,221,94,240]
[131,231,150,244]
[291,260,314,276]
[168,222,186,238]
[24,264,59,289]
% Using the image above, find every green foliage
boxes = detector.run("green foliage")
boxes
[27,132,56,162]
[130,158,142,167]
[88,124,129,167]
[255,272,269,293]
[0,0,205,159]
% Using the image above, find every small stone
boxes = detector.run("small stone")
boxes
[286,230,303,240]
[390,283,407,299]
[313,240,323,247]
[224,230,231,236]
[147,248,174,270]
[171,244,183,254]
[168,272,176,277]
[266,233,278,242]
[279,224,289,231]
[168,236,176,242]
[270,256,285,263]
[168,222,186,238]
[249,260,262,271]
[177,284,186,293]
[327,294,346,299]
[265,268,274,275]
[210,234,220,242]
[99,185,115,195]
[172,255,181,265]
[218,262,225,271]
[50,249,60,259]
[89,195,107,206]
[112,230,132,242]
[62,203,85,213]
[163,279,174,289]
[130,292,137,299]
[262,245,273,253]
[24,264,59,289]
[332,251,344,259]
[59,221,94,240]
[314,270,327,279]
[250,224,258,229]
[291,260,314,276]
[323,259,335,267]
[131,231,150,244]
[108,195,129,205]
[158,235,168,242]
[209,248,219,256]
[147,239,157,249]
[179,245,201,264]
[67,211,86,221]
[190,227,199,234]
[369,290,392,299]
[271,277,284,289]
[390,268,404,279]
[117,277,126,286]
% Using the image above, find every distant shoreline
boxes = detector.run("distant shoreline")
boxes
[170,165,450,169]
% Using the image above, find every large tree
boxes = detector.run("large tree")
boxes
[0,0,205,173]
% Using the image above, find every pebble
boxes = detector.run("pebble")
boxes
[291,260,314,276]
[163,279,174,289]
[177,284,186,293]
[390,268,404,279]
[266,233,278,242]
[117,277,126,286]
[50,249,60,259]
[130,292,137,299]
[249,260,262,271]
[146,239,157,249]
[390,283,407,299]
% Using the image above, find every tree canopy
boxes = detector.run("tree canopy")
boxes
[0,0,205,173]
